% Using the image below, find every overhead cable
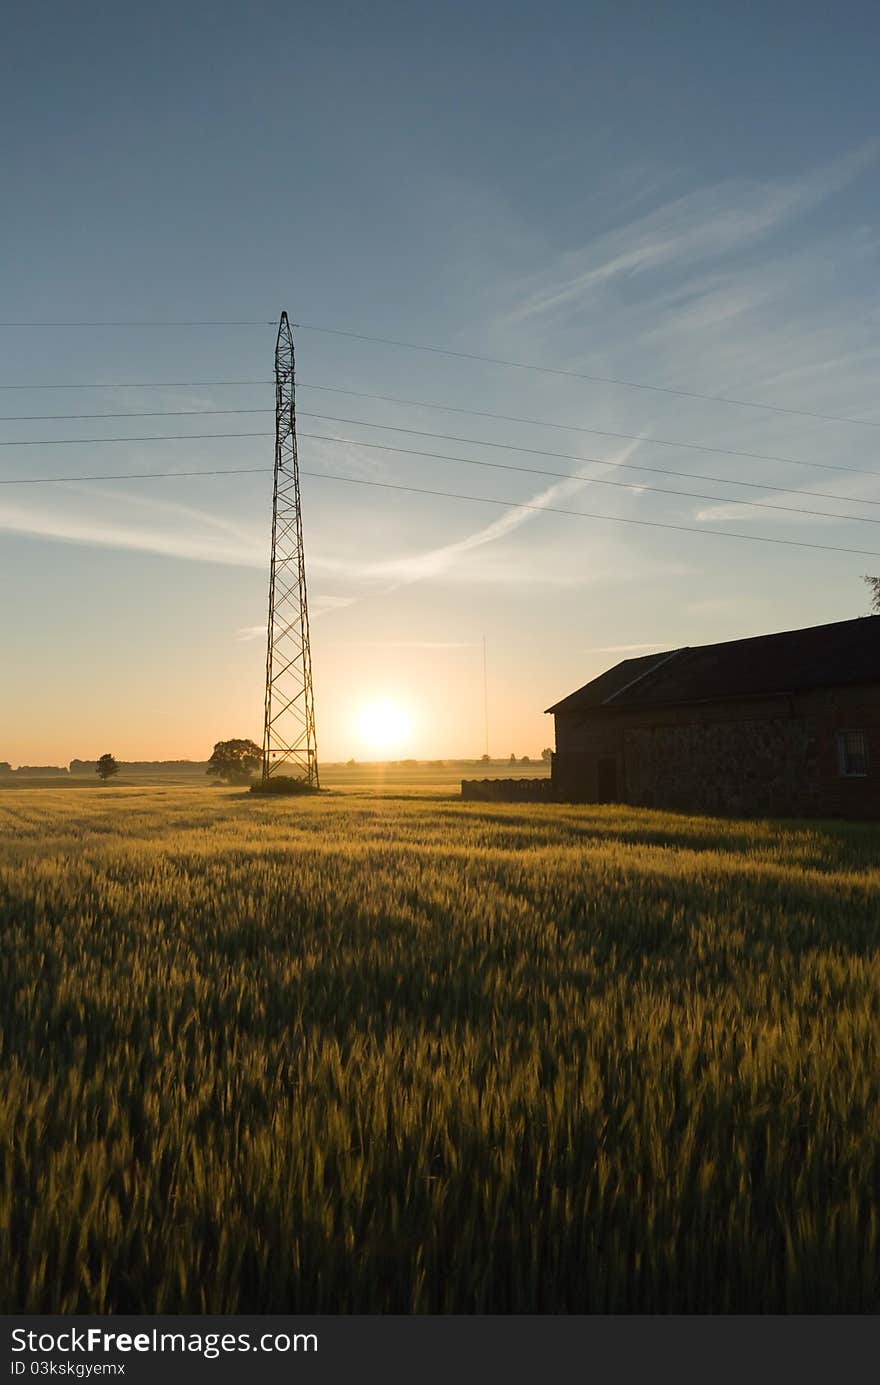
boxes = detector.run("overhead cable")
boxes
[1,387,876,481]
[4,429,880,531]
[0,316,876,428]
[4,461,876,559]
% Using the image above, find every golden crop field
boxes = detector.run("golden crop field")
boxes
[2,784,879,1312]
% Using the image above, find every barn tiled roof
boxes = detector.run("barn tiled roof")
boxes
[546,650,683,713]
[545,617,880,714]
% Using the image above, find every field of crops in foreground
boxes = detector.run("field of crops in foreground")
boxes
[2,786,880,1312]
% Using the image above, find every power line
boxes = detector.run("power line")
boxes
[0,430,272,447]
[2,459,880,557]
[297,411,880,481]
[0,408,269,421]
[0,320,273,327]
[4,408,880,516]
[298,383,880,481]
[307,471,880,559]
[3,416,880,522]
[3,390,877,483]
[9,398,873,509]
[1,317,877,428]
[0,379,271,391]
[294,433,880,526]
[0,466,268,485]
[5,402,880,499]
[8,459,880,556]
[4,430,880,529]
[291,322,880,430]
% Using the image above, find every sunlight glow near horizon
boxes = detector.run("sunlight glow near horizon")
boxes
[354,699,415,756]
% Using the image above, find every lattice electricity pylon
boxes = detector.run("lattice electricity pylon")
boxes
[261,312,320,786]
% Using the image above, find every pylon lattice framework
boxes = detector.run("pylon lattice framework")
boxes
[262,312,319,785]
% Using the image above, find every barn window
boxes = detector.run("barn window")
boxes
[837,730,869,777]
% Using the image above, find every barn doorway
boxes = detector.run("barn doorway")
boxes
[597,757,618,803]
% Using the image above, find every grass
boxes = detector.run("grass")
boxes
[1,785,879,1312]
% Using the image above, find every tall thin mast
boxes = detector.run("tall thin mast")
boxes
[262,312,319,786]
[482,634,489,759]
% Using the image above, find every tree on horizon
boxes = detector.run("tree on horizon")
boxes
[207,739,262,785]
[96,753,120,782]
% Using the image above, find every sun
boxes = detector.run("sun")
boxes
[356,698,413,756]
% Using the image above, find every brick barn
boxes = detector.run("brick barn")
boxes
[546,616,880,818]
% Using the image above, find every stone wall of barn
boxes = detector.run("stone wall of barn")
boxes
[622,715,818,816]
[551,683,880,818]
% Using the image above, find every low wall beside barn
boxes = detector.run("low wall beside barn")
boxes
[460,777,554,803]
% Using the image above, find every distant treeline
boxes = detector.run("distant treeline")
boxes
[1,757,548,776]
[0,763,69,776]
[67,760,209,775]
[0,761,211,777]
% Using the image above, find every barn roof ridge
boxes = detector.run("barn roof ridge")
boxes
[545,648,683,714]
[546,614,880,714]
[602,646,687,705]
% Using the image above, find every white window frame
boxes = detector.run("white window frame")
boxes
[837,729,869,778]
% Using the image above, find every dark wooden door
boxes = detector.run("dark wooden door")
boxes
[597,757,618,803]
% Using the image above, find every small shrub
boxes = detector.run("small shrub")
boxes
[249,775,320,796]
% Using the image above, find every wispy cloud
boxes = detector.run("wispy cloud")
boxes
[234,593,360,641]
[313,438,644,586]
[503,142,880,330]
[2,433,662,619]
[301,432,392,482]
[686,598,741,616]
[0,499,265,568]
[64,481,261,546]
[335,640,480,649]
[311,594,360,614]
[693,502,842,527]
[583,642,670,654]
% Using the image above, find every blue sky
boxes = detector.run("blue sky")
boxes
[3,1,880,762]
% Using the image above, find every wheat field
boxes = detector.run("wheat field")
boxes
[2,785,879,1312]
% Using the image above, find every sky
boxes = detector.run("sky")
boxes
[2,0,880,764]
